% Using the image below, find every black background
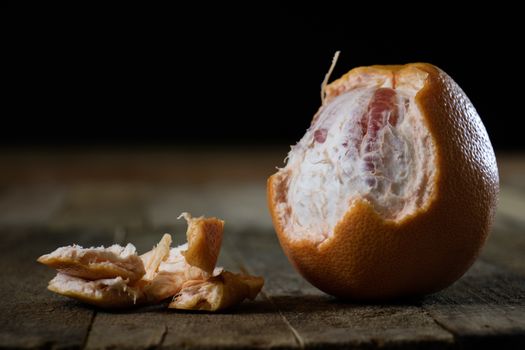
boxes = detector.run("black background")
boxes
[3,4,522,150]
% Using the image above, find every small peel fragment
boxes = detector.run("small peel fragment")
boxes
[179,212,224,274]
[37,243,145,283]
[169,271,264,311]
[141,233,172,281]
[141,243,212,302]
[48,273,143,308]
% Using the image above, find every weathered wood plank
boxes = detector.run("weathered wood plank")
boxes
[0,228,112,349]
[498,154,525,192]
[0,185,65,226]
[158,226,298,349]
[227,229,455,349]
[0,149,284,185]
[497,187,525,226]
[422,260,525,348]
[85,228,298,350]
[166,227,298,349]
[49,184,148,230]
[146,184,271,232]
[0,151,523,349]
[160,305,298,350]
[85,307,168,350]
[482,211,525,276]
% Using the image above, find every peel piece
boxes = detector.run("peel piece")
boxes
[141,233,172,281]
[38,243,145,282]
[168,271,264,311]
[179,212,224,274]
[142,243,213,302]
[48,273,143,308]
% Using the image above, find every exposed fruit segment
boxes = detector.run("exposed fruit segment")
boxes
[279,70,434,243]
[359,88,401,181]
[361,88,400,147]
[268,63,499,299]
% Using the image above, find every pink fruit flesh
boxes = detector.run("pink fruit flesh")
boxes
[274,73,436,244]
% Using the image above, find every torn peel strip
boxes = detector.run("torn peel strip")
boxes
[48,273,144,308]
[179,212,225,275]
[37,243,146,282]
[169,271,265,311]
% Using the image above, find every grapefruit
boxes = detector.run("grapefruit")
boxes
[267,63,499,299]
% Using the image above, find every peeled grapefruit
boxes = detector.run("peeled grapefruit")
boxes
[267,63,499,299]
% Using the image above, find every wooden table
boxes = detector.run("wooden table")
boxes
[1,149,524,349]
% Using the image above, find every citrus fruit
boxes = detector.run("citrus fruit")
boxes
[267,63,499,299]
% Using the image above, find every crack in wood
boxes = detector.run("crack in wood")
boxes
[82,311,97,350]
[422,307,458,343]
[156,324,168,350]
[238,260,304,349]
[262,289,305,349]
[232,245,303,349]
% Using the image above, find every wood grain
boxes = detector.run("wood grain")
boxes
[481,212,525,276]
[423,260,525,348]
[49,183,148,230]
[85,308,168,350]
[0,151,524,349]
[0,185,65,226]
[83,228,298,350]
[226,230,455,349]
[0,228,111,349]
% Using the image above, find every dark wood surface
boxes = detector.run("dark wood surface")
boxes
[0,150,524,349]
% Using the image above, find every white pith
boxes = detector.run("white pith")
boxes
[43,243,138,261]
[173,279,221,309]
[48,273,139,302]
[274,71,436,243]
